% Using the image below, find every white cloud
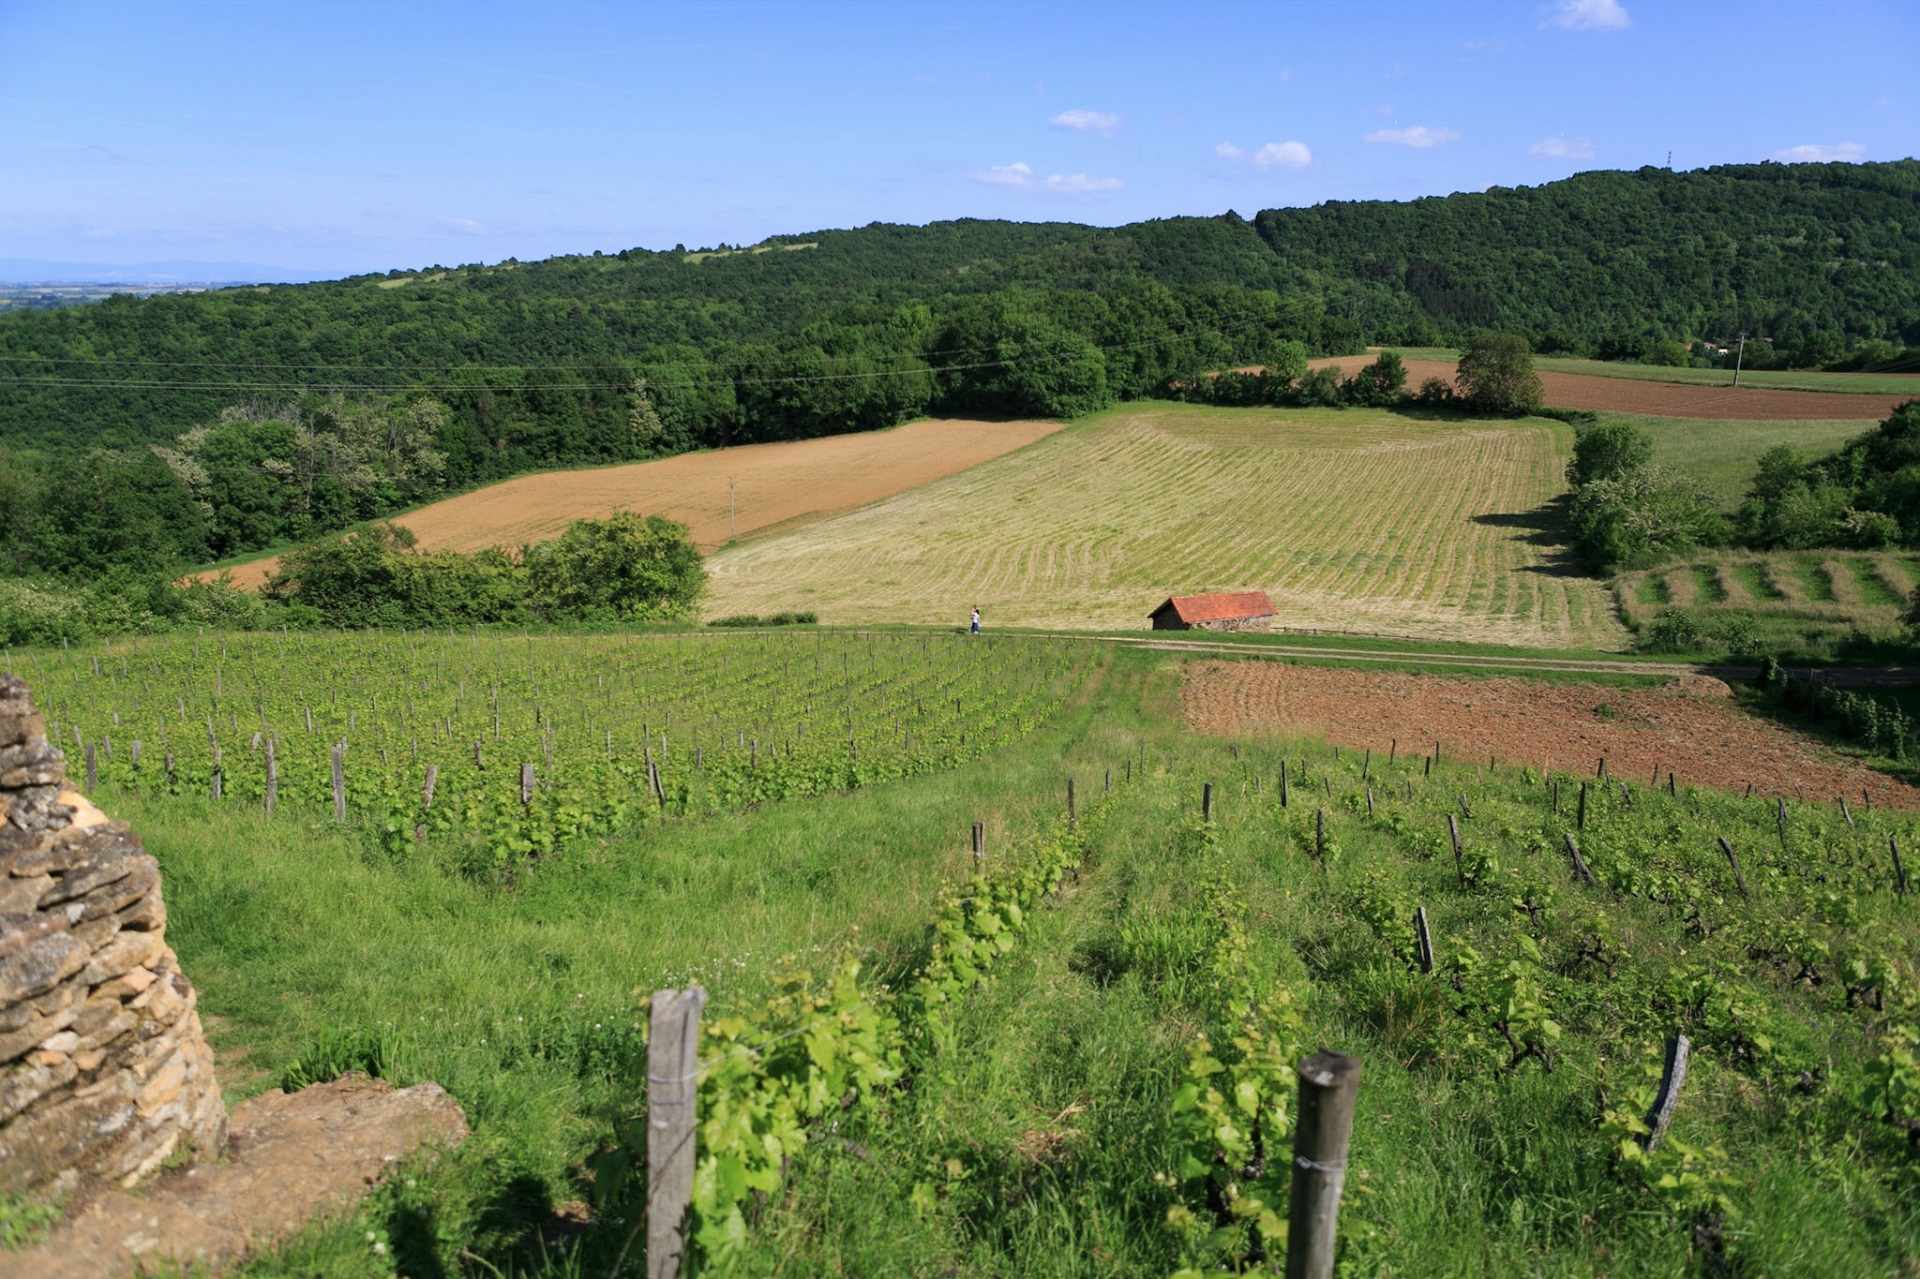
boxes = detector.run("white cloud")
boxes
[972,162,1122,195]
[1049,108,1121,137]
[437,216,485,234]
[1770,142,1867,163]
[1544,0,1630,30]
[1529,136,1596,159]
[1216,140,1313,170]
[1364,126,1461,149]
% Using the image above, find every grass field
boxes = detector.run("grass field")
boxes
[1369,347,1920,397]
[1535,355,1920,397]
[1628,414,1876,503]
[1315,355,1910,421]
[1616,548,1920,652]
[44,634,1920,1277]
[705,403,1625,648]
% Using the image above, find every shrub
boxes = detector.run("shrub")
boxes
[1456,332,1544,413]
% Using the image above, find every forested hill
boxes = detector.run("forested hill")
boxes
[0,160,1916,582]
[3,159,1915,453]
[1256,159,1920,354]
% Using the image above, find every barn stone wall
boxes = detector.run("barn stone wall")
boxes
[0,674,225,1197]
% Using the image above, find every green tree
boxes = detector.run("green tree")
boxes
[628,379,666,454]
[1567,420,1654,487]
[1343,351,1408,407]
[1455,332,1545,413]
[522,511,706,621]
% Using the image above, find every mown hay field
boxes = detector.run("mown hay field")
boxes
[706,403,1626,647]
[1617,548,1920,648]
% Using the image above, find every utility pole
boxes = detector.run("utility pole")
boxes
[1732,332,1748,387]
[728,476,736,542]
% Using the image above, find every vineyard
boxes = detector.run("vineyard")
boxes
[14,629,1089,882]
[30,634,1920,1275]
[1617,549,1920,654]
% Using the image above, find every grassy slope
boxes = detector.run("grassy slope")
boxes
[705,403,1624,649]
[93,639,1919,1277]
[1628,414,1873,504]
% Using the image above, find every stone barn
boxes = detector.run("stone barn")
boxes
[1149,591,1277,632]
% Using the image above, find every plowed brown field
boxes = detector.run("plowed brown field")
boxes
[1313,356,1909,422]
[201,418,1064,590]
[1182,659,1920,808]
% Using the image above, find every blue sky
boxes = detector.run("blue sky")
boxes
[2,0,1915,279]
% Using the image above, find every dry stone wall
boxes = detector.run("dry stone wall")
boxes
[0,674,224,1196]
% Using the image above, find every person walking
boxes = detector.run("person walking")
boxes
[970,606,981,635]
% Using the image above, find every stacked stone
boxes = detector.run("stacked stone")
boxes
[0,674,225,1196]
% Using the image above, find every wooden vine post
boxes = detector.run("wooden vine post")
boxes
[1413,907,1434,974]
[971,820,985,870]
[1563,834,1596,887]
[1067,777,1077,831]
[264,736,277,815]
[1447,813,1464,885]
[521,762,535,805]
[1286,1049,1362,1279]
[1643,1034,1690,1152]
[1891,834,1909,896]
[1717,836,1749,898]
[646,986,706,1279]
[330,742,346,821]
[1202,782,1213,824]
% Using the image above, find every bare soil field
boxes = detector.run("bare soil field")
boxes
[1313,355,1911,422]
[1182,659,1920,808]
[202,419,1064,589]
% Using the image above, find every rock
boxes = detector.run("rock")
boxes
[92,967,155,1003]
[37,1031,79,1054]
[70,915,119,951]
[7,784,73,833]
[74,857,156,922]
[0,1004,80,1066]
[0,913,59,963]
[71,999,137,1054]
[80,932,161,987]
[0,1075,136,1195]
[0,1051,78,1127]
[114,887,164,933]
[38,854,135,911]
[0,874,54,916]
[0,932,88,1004]
[0,711,46,749]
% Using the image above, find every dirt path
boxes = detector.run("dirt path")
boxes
[1312,356,1909,422]
[1182,659,1920,808]
[201,418,1064,589]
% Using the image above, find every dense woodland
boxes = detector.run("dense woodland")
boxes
[0,160,1915,619]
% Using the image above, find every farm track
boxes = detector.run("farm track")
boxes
[777,626,1920,686]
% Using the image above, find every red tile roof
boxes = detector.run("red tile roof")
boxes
[1154,591,1276,623]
